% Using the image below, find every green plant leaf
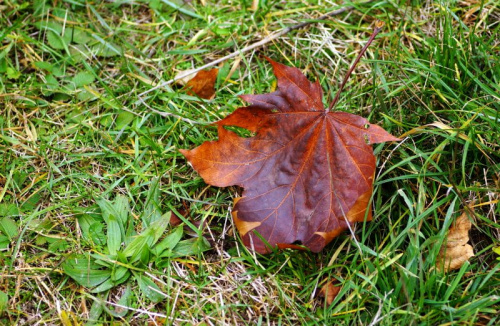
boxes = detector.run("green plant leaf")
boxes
[106,285,132,317]
[97,196,130,253]
[0,217,18,239]
[77,212,103,242]
[139,246,151,265]
[115,111,135,130]
[68,44,91,62]
[72,28,92,44]
[142,178,162,226]
[77,89,98,101]
[0,290,7,313]
[0,235,9,250]
[34,61,54,72]
[494,247,500,260]
[6,67,20,79]
[123,212,171,263]
[0,58,6,73]
[88,298,104,323]
[0,204,19,217]
[34,21,63,33]
[91,38,122,57]
[122,234,148,262]
[35,235,47,246]
[134,273,164,303]
[91,278,115,293]
[72,71,95,88]
[110,265,129,282]
[44,73,59,92]
[170,237,211,258]
[113,195,130,226]
[21,193,41,212]
[62,254,111,288]
[47,239,69,252]
[106,217,122,255]
[89,222,106,246]
[115,270,131,286]
[152,225,183,256]
[46,30,70,50]
[160,0,202,19]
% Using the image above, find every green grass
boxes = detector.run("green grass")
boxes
[1,0,499,324]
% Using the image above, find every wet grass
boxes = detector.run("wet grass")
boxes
[0,0,499,325]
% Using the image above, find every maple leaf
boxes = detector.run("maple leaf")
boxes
[180,56,399,253]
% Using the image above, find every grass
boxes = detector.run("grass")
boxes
[0,0,499,324]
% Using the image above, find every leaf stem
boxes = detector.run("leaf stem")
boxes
[328,21,385,112]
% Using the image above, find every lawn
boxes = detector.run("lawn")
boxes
[0,0,499,325]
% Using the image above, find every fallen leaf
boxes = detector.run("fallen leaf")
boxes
[184,68,219,99]
[180,57,399,253]
[250,0,259,11]
[437,209,474,272]
[174,69,197,86]
[318,281,341,306]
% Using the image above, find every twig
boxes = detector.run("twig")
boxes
[137,97,202,124]
[138,5,357,97]
[328,20,384,111]
[367,290,394,326]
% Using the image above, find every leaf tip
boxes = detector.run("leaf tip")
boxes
[232,207,261,237]
[178,148,190,158]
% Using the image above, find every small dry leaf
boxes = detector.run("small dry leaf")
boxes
[318,281,341,306]
[436,209,474,272]
[250,0,259,11]
[184,68,219,99]
[174,69,197,86]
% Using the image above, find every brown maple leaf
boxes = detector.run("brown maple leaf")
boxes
[180,58,399,253]
[181,23,399,253]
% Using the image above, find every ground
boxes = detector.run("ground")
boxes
[0,0,499,325]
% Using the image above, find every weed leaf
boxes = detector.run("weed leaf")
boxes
[62,254,112,288]
[0,291,7,313]
[123,212,171,262]
[0,216,18,239]
[152,225,183,256]
[72,71,95,88]
[134,273,164,303]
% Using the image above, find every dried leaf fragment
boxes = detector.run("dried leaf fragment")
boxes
[184,68,219,99]
[318,281,341,306]
[437,209,474,272]
[174,69,197,86]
